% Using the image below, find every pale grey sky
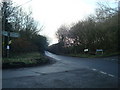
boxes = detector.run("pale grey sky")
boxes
[12,0,117,45]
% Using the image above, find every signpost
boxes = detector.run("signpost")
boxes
[10,32,20,37]
[2,30,20,57]
[2,31,8,36]
[2,31,20,37]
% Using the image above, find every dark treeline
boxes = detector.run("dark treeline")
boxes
[48,2,119,55]
[2,1,48,57]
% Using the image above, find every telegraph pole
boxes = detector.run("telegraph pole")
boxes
[2,1,5,57]
[118,1,120,52]
[2,1,11,58]
[0,2,2,59]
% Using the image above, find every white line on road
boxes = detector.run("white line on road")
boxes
[91,68,116,78]
[100,71,107,75]
[92,68,97,71]
[57,59,61,60]
[108,74,115,77]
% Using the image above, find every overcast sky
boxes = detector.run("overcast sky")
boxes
[12,0,117,45]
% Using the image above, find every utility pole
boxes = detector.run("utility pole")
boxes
[0,2,2,60]
[2,1,5,57]
[118,1,120,51]
[2,1,11,58]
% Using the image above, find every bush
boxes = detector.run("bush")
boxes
[11,38,39,53]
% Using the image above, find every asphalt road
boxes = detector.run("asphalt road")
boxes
[2,51,119,88]
[45,51,119,78]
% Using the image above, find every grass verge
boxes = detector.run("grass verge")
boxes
[67,52,120,58]
[2,52,50,69]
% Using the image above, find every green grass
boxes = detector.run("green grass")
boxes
[68,52,120,58]
[3,52,48,65]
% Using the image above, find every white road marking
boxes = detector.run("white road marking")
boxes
[91,68,115,78]
[57,59,61,60]
[108,74,114,77]
[100,71,107,74]
[92,68,97,71]
[111,59,118,61]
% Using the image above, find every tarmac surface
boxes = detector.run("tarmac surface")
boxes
[2,51,119,88]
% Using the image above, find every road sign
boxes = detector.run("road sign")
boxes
[84,49,88,52]
[96,49,103,52]
[2,31,20,37]
[2,30,20,58]
[2,31,8,36]
[10,32,20,37]
[7,45,10,50]
[96,49,103,54]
